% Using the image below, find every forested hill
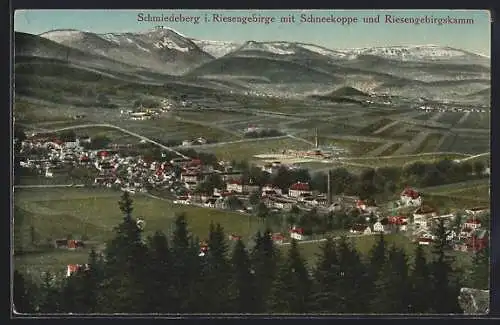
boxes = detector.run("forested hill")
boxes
[13,192,489,314]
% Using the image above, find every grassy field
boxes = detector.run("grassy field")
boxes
[202,138,311,161]
[416,133,443,153]
[341,153,468,167]
[422,180,490,202]
[14,187,266,275]
[357,118,394,136]
[457,112,490,129]
[377,143,401,156]
[436,112,466,126]
[172,110,252,122]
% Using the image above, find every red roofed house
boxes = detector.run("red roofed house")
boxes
[288,182,312,198]
[388,216,408,232]
[289,226,307,241]
[400,186,422,207]
[272,233,285,244]
[417,237,434,246]
[467,229,489,253]
[228,234,242,241]
[66,264,89,277]
[356,200,367,211]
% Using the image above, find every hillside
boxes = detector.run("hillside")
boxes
[39,27,215,75]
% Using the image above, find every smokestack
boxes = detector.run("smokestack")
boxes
[315,128,319,148]
[327,170,332,205]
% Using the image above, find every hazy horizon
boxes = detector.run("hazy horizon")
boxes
[14,9,491,56]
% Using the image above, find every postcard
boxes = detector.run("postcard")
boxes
[12,9,490,315]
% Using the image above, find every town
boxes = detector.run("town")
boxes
[17,131,490,274]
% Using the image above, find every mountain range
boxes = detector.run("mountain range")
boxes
[14,26,491,104]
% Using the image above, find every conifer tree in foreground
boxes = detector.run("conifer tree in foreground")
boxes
[100,192,149,313]
[251,229,280,312]
[145,231,173,312]
[409,244,432,313]
[430,219,461,313]
[335,237,370,313]
[169,213,201,312]
[268,239,311,313]
[229,239,258,313]
[311,237,342,312]
[197,222,232,312]
[13,270,37,314]
[469,243,489,290]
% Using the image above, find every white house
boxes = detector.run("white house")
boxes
[400,187,422,207]
[373,221,385,233]
[413,206,438,221]
[463,219,482,230]
[465,207,489,216]
[288,182,312,198]
[290,227,307,241]
[261,184,282,196]
[180,172,199,183]
[226,180,260,194]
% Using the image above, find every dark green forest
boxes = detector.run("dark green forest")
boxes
[13,192,488,314]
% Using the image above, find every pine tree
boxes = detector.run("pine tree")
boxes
[100,192,150,313]
[310,237,342,312]
[197,222,232,313]
[145,231,173,312]
[335,237,370,313]
[469,243,489,290]
[430,219,461,313]
[229,239,257,313]
[268,239,311,313]
[13,270,37,314]
[251,230,281,312]
[38,272,62,313]
[409,244,432,313]
[369,233,387,273]
[169,213,201,312]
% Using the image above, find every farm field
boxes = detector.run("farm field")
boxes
[340,153,468,167]
[457,112,490,129]
[14,188,266,275]
[416,133,443,153]
[422,179,490,201]
[201,138,311,161]
[436,112,466,126]
[172,110,253,122]
[119,118,239,142]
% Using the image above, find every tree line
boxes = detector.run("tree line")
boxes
[13,192,487,314]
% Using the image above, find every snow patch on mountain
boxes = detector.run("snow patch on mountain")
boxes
[341,45,475,61]
[298,44,349,58]
[39,29,87,42]
[191,39,242,58]
[239,41,296,55]
[153,37,189,52]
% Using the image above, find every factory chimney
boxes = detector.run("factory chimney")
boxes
[314,128,319,148]
[327,169,333,205]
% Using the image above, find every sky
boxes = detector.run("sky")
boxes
[14,9,491,55]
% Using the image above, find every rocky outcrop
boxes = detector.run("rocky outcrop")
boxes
[458,287,489,314]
